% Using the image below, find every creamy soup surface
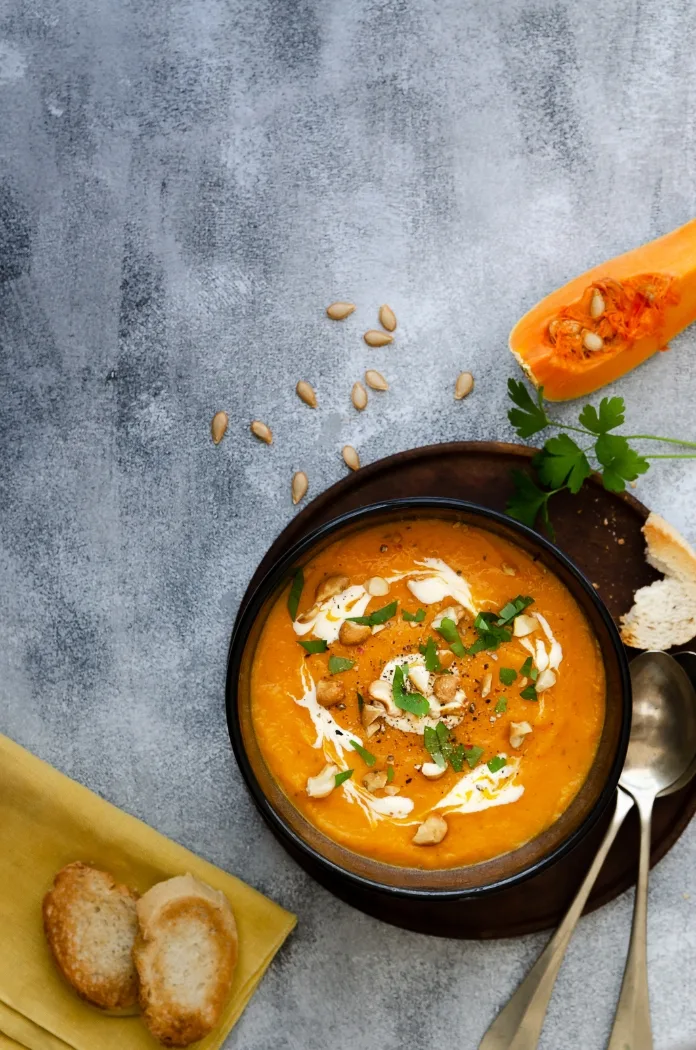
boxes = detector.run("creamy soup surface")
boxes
[251,519,606,869]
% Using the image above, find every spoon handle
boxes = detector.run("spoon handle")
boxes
[478,787,634,1050]
[606,792,655,1050]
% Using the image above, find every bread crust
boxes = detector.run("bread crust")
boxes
[43,862,139,1011]
[643,512,696,584]
[133,874,238,1047]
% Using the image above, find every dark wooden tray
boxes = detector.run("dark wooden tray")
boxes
[241,441,696,938]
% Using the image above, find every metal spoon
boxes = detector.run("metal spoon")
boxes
[607,651,696,1050]
[479,650,696,1050]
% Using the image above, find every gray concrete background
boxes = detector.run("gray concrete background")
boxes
[1,0,696,1047]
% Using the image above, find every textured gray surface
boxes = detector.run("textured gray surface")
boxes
[1,0,696,1047]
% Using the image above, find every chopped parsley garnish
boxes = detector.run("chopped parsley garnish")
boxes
[487,755,507,774]
[403,607,426,623]
[499,667,517,686]
[466,612,512,655]
[463,745,484,769]
[392,663,430,717]
[496,596,534,626]
[350,740,376,765]
[435,616,467,658]
[424,722,466,772]
[419,636,442,673]
[334,769,354,786]
[287,568,304,620]
[328,655,355,675]
[495,696,508,714]
[386,765,395,783]
[357,691,364,712]
[347,600,398,626]
[519,656,538,680]
[520,684,538,702]
[298,639,328,654]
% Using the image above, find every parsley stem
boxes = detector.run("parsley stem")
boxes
[642,453,696,460]
[625,434,696,450]
[548,422,593,437]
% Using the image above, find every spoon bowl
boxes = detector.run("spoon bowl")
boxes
[623,651,696,798]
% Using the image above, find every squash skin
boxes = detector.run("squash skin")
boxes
[509,218,696,401]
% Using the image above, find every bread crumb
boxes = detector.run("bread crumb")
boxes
[618,538,625,545]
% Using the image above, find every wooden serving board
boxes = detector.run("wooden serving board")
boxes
[239,441,696,938]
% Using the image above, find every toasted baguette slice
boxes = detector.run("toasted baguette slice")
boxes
[643,512,696,583]
[43,862,139,1012]
[133,874,238,1047]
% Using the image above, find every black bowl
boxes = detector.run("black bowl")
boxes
[226,498,631,903]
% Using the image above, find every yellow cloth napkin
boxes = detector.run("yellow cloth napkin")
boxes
[0,734,296,1050]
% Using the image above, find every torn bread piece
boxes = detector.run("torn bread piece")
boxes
[620,512,696,649]
[43,862,139,1012]
[133,873,238,1047]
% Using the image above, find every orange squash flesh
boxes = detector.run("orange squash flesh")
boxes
[510,218,696,401]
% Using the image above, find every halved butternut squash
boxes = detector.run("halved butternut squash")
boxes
[509,218,696,401]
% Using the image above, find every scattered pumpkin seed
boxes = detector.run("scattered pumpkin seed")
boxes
[454,372,474,400]
[379,304,397,332]
[211,411,228,445]
[326,302,356,320]
[351,382,368,411]
[296,380,317,407]
[292,471,308,504]
[342,445,360,471]
[365,369,389,391]
[250,419,273,444]
[363,330,393,348]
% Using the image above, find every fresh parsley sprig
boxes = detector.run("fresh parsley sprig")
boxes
[506,379,696,534]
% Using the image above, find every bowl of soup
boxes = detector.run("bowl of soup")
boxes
[226,499,630,899]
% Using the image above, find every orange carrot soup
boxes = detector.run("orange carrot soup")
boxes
[251,518,606,869]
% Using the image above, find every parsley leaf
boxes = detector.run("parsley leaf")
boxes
[350,740,376,766]
[499,667,517,686]
[403,608,426,623]
[595,434,649,493]
[506,470,555,537]
[420,636,442,673]
[495,696,508,714]
[392,663,430,717]
[436,617,467,658]
[578,396,625,435]
[347,600,398,626]
[287,568,304,620]
[357,691,364,712]
[335,769,354,786]
[520,684,538,701]
[463,745,484,769]
[487,755,507,774]
[424,725,447,769]
[507,379,550,438]
[449,745,466,772]
[298,639,328,654]
[328,655,355,674]
[534,434,592,494]
[496,596,534,626]
[519,656,538,681]
[424,721,466,772]
[467,615,511,655]
[386,764,395,783]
